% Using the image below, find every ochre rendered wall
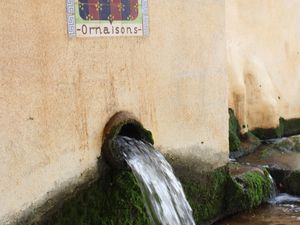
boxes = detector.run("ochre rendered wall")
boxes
[0,0,227,223]
[227,0,300,133]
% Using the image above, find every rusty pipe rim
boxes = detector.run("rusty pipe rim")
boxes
[101,111,153,169]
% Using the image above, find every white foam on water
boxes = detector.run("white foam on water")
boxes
[269,193,300,204]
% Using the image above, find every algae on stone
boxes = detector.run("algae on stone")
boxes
[180,165,272,225]
[38,161,273,225]
[41,170,151,225]
[226,170,272,214]
[181,167,229,224]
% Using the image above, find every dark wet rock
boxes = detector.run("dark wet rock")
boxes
[237,135,300,196]
[251,117,300,140]
[266,135,300,152]
[270,138,296,152]
[228,109,262,158]
[283,170,300,196]
[290,136,300,152]
[229,133,261,159]
[216,201,300,225]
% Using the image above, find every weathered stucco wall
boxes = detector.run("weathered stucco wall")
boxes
[227,0,300,133]
[0,0,227,223]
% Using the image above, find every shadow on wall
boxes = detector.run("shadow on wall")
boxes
[228,45,290,133]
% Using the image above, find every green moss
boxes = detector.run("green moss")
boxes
[229,109,241,152]
[42,170,151,225]
[39,163,272,225]
[229,130,241,152]
[226,170,271,214]
[229,109,261,154]
[180,166,272,224]
[181,167,229,224]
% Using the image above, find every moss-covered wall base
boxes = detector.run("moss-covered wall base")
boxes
[229,108,300,154]
[177,165,272,225]
[229,109,261,157]
[40,168,151,225]
[34,162,272,225]
[252,118,300,140]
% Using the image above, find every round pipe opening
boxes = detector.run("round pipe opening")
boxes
[101,112,153,169]
[118,123,143,140]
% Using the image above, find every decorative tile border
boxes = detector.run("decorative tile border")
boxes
[66,0,76,37]
[141,0,149,36]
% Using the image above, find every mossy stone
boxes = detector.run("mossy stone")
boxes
[282,118,300,137]
[272,138,295,152]
[226,170,272,214]
[180,167,229,224]
[180,165,272,224]
[41,170,151,225]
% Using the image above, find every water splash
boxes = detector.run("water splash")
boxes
[269,193,300,204]
[267,173,277,200]
[114,136,196,225]
[267,173,300,205]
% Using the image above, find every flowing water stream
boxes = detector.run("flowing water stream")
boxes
[113,135,300,225]
[114,135,196,225]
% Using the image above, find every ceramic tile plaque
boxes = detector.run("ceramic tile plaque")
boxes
[66,0,149,37]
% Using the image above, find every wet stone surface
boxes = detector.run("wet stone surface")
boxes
[220,135,300,225]
[238,135,300,171]
[215,203,300,225]
[236,135,300,195]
